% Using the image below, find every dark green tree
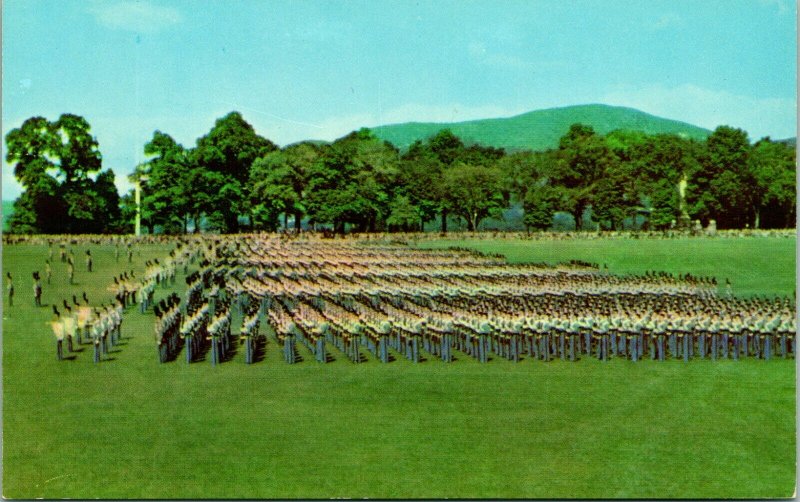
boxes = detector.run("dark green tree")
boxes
[523,184,561,231]
[386,194,421,231]
[442,161,504,231]
[194,112,277,232]
[550,124,618,230]
[305,129,399,233]
[687,126,750,228]
[398,141,445,230]
[747,138,796,228]
[5,114,117,234]
[249,142,320,230]
[138,131,193,233]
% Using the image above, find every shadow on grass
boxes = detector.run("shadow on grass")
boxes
[220,336,238,363]
[251,336,268,364]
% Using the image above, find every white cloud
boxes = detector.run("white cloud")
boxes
[601,83,797,140]
[467,41,538,71]
[650,13,683,30]
[88,1,183,33]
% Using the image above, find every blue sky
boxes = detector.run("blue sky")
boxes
[3,0,796,199]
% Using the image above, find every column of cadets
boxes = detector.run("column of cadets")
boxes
[162,236,796,365]
[44,238,194,363]
[50,295,123,363]
[6,233,790,364]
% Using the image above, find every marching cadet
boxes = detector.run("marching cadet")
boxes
[155,305,166,363]
[478,320,490,363]
[315,322,328,363]
[779,315,792,358]
[697,315,709,359]
[729,315,741,361]
[378,319,391,363]
[180,312,194,363]
[114,299,124,340]
[51,309,65,361]
[6,272,13,307]
[760,314,774,360]
[628,316,641,362]
[63,305,77,353]
[209,309,230,366]
[284,322,297,364]
[92,319,102,364]
[720,318,730,359]
[593,316,607,361]
[411,320,424,363]
[654,317,666,361]
[348,321,362,364]
[67,259,75,285]
[33,272,42,307]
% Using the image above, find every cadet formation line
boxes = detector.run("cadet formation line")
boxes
[158,236,795,365]
[3,233,795,364]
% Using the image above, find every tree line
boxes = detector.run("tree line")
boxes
[5,111,796,234]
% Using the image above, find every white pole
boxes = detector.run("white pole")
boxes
[134,180,141,237]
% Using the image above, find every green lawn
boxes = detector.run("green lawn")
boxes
[2,238,796,499]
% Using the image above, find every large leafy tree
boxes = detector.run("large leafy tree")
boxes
[305,129,399,233]
[5,114,119,233]
[687,126,750,229]
[398,140,445,230]
[249,141,320,230]
[425,129,505,232]
[194,112,277,232]
[747,138,796,228]
[550,124,618,230]
[138,131,193,233]
[442,161,504,231]
[604,131,700,230]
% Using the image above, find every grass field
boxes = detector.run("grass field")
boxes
[418,236,797,298]
[2,237,796,498]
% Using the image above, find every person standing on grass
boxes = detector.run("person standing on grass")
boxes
[6,272,13,307]
[67,258,75,285]
[86,250,93,273]
[33,272,42,307]
[51,314,65,361]
[63,305,76,353]
[93,322,102,363]
[45,260,52,285]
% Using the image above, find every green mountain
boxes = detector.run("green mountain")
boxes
[372,104,711,152]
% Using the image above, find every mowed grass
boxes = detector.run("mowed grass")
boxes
[2,238,796,499]
[418,235,797,298]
